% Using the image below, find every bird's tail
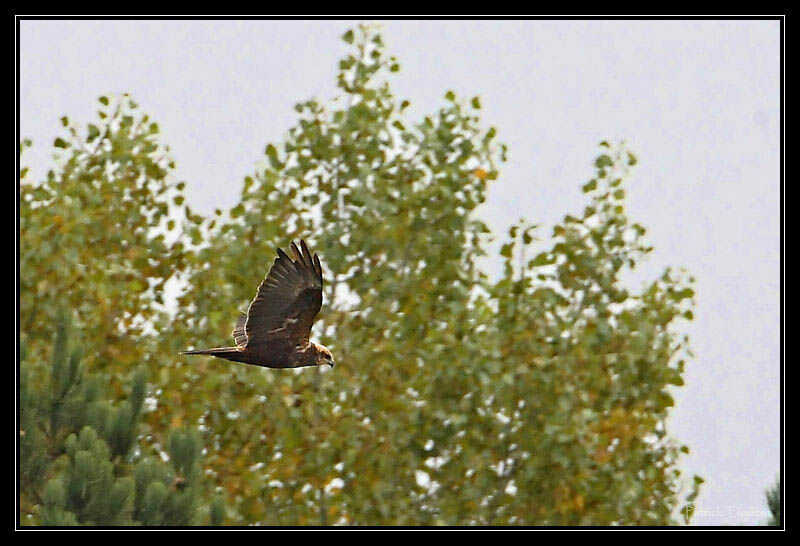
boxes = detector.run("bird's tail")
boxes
[181,347,241,357]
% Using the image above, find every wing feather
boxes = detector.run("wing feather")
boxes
[313,253,322,281]
[242,240,324,346]
[231,314,248,347]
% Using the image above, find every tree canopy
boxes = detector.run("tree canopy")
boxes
[19,24,699,526]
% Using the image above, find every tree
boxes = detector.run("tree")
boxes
[765,477,780,526]
[157,25,699,524]
[19,313,224,526]
[19,94,210,523]
[19,96,194,375]
[463,143,700,525]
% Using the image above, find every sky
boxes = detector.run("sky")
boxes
[19,19,781,525]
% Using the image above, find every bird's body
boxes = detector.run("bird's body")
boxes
[182,240,334,369]
[182,340,330,369]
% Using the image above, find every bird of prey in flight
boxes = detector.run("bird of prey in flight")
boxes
[183,240,334,369]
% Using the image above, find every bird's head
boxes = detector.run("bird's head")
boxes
[316,344,335,368]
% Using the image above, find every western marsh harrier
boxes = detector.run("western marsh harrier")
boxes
[183,240,334,369]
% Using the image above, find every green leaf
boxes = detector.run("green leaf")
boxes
[87,124,100,141]
[595,154,613,168]
[530,252,554,266]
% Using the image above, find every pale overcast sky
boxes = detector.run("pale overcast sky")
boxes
[19,19,781,525]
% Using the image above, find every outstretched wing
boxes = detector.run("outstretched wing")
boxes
[241,240,323,347]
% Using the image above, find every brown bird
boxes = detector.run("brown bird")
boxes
[182,240,334,369]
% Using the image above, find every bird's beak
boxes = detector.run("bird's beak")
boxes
[329,360,336,368]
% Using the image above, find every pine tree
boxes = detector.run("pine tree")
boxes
[20,313,224,526]
[765,477,780,526]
